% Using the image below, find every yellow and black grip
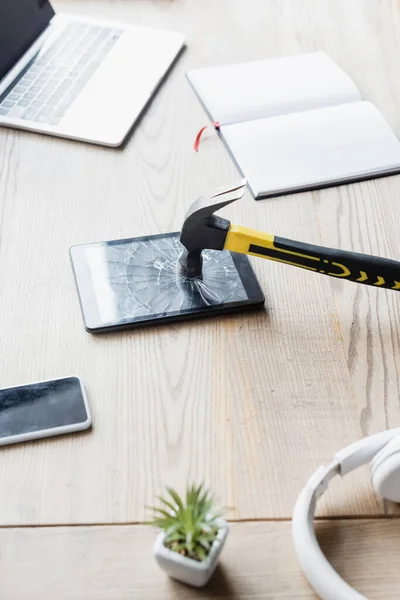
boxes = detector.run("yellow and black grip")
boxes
[224,225,400,291]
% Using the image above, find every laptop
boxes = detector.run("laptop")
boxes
[0,0,185,147]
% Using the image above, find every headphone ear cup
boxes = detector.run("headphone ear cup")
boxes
[371,437,400,503]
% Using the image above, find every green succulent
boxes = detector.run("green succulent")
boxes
[149,484,223,562]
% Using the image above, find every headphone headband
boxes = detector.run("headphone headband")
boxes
[292,428,400,600]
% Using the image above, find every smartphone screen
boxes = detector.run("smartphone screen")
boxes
[0,376,91,446]
[70,232,265,332]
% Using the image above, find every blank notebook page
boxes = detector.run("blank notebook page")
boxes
[221,101,400,197]
[187,52,362,125]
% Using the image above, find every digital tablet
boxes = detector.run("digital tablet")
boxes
[70,232,265,333]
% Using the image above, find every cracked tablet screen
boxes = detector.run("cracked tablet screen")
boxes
[84,233,248,325]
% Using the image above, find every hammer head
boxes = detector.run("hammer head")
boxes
[178,179,246,277]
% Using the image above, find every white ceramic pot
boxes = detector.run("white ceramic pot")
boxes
[153,519,229,587]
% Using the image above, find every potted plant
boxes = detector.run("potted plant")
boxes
[150,484,229,587]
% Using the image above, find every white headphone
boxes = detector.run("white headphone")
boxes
[292,428,400,599]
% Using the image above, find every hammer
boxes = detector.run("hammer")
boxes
[179,179,400,291]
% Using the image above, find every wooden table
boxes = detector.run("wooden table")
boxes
[1,0,400,597]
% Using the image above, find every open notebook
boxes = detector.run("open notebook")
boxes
[187,52,400,199]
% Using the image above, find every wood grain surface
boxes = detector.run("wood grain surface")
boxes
[0,0,400,530]
[1,520,400,599]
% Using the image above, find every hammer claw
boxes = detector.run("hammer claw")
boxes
[210,178,247,199]
[179,179,247,277]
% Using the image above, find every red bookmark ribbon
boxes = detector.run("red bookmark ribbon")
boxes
[194,121,220,151]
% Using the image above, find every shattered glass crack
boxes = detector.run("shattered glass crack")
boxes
[105,234,248,319]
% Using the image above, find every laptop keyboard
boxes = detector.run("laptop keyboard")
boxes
[0,22,122,126]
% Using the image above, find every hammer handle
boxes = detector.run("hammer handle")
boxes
[224,225,400,291]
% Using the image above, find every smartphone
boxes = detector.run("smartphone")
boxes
[0,376,91,446]
[70,232,265,333]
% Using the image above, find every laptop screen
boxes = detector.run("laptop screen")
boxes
[0,0,55,81]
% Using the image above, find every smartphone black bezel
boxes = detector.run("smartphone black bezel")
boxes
[70,232,265,333]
